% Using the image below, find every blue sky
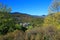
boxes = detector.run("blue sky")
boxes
[0,0,52,15]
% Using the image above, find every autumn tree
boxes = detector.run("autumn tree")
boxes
[43,0,60,30]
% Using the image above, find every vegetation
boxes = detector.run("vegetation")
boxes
[0,0,60,40]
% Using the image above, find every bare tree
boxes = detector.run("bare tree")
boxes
[48,0,60,13]
[0,3,12,13]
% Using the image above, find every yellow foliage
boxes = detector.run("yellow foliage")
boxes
[43,12,60,30]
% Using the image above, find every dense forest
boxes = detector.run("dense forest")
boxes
[0,0,60,40]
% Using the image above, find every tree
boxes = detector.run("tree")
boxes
[0,3,15,35]
[43,0,60,30]
[43,12,60,30]
[0,3,12,13]
[48,0,60,13]
[0,12,15,34]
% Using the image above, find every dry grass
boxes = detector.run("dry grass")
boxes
[0,26,60,40]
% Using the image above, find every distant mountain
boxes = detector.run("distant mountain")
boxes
[11,12,46,18]
[10,12,45,24]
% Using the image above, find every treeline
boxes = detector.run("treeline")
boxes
[0,0,60,40]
